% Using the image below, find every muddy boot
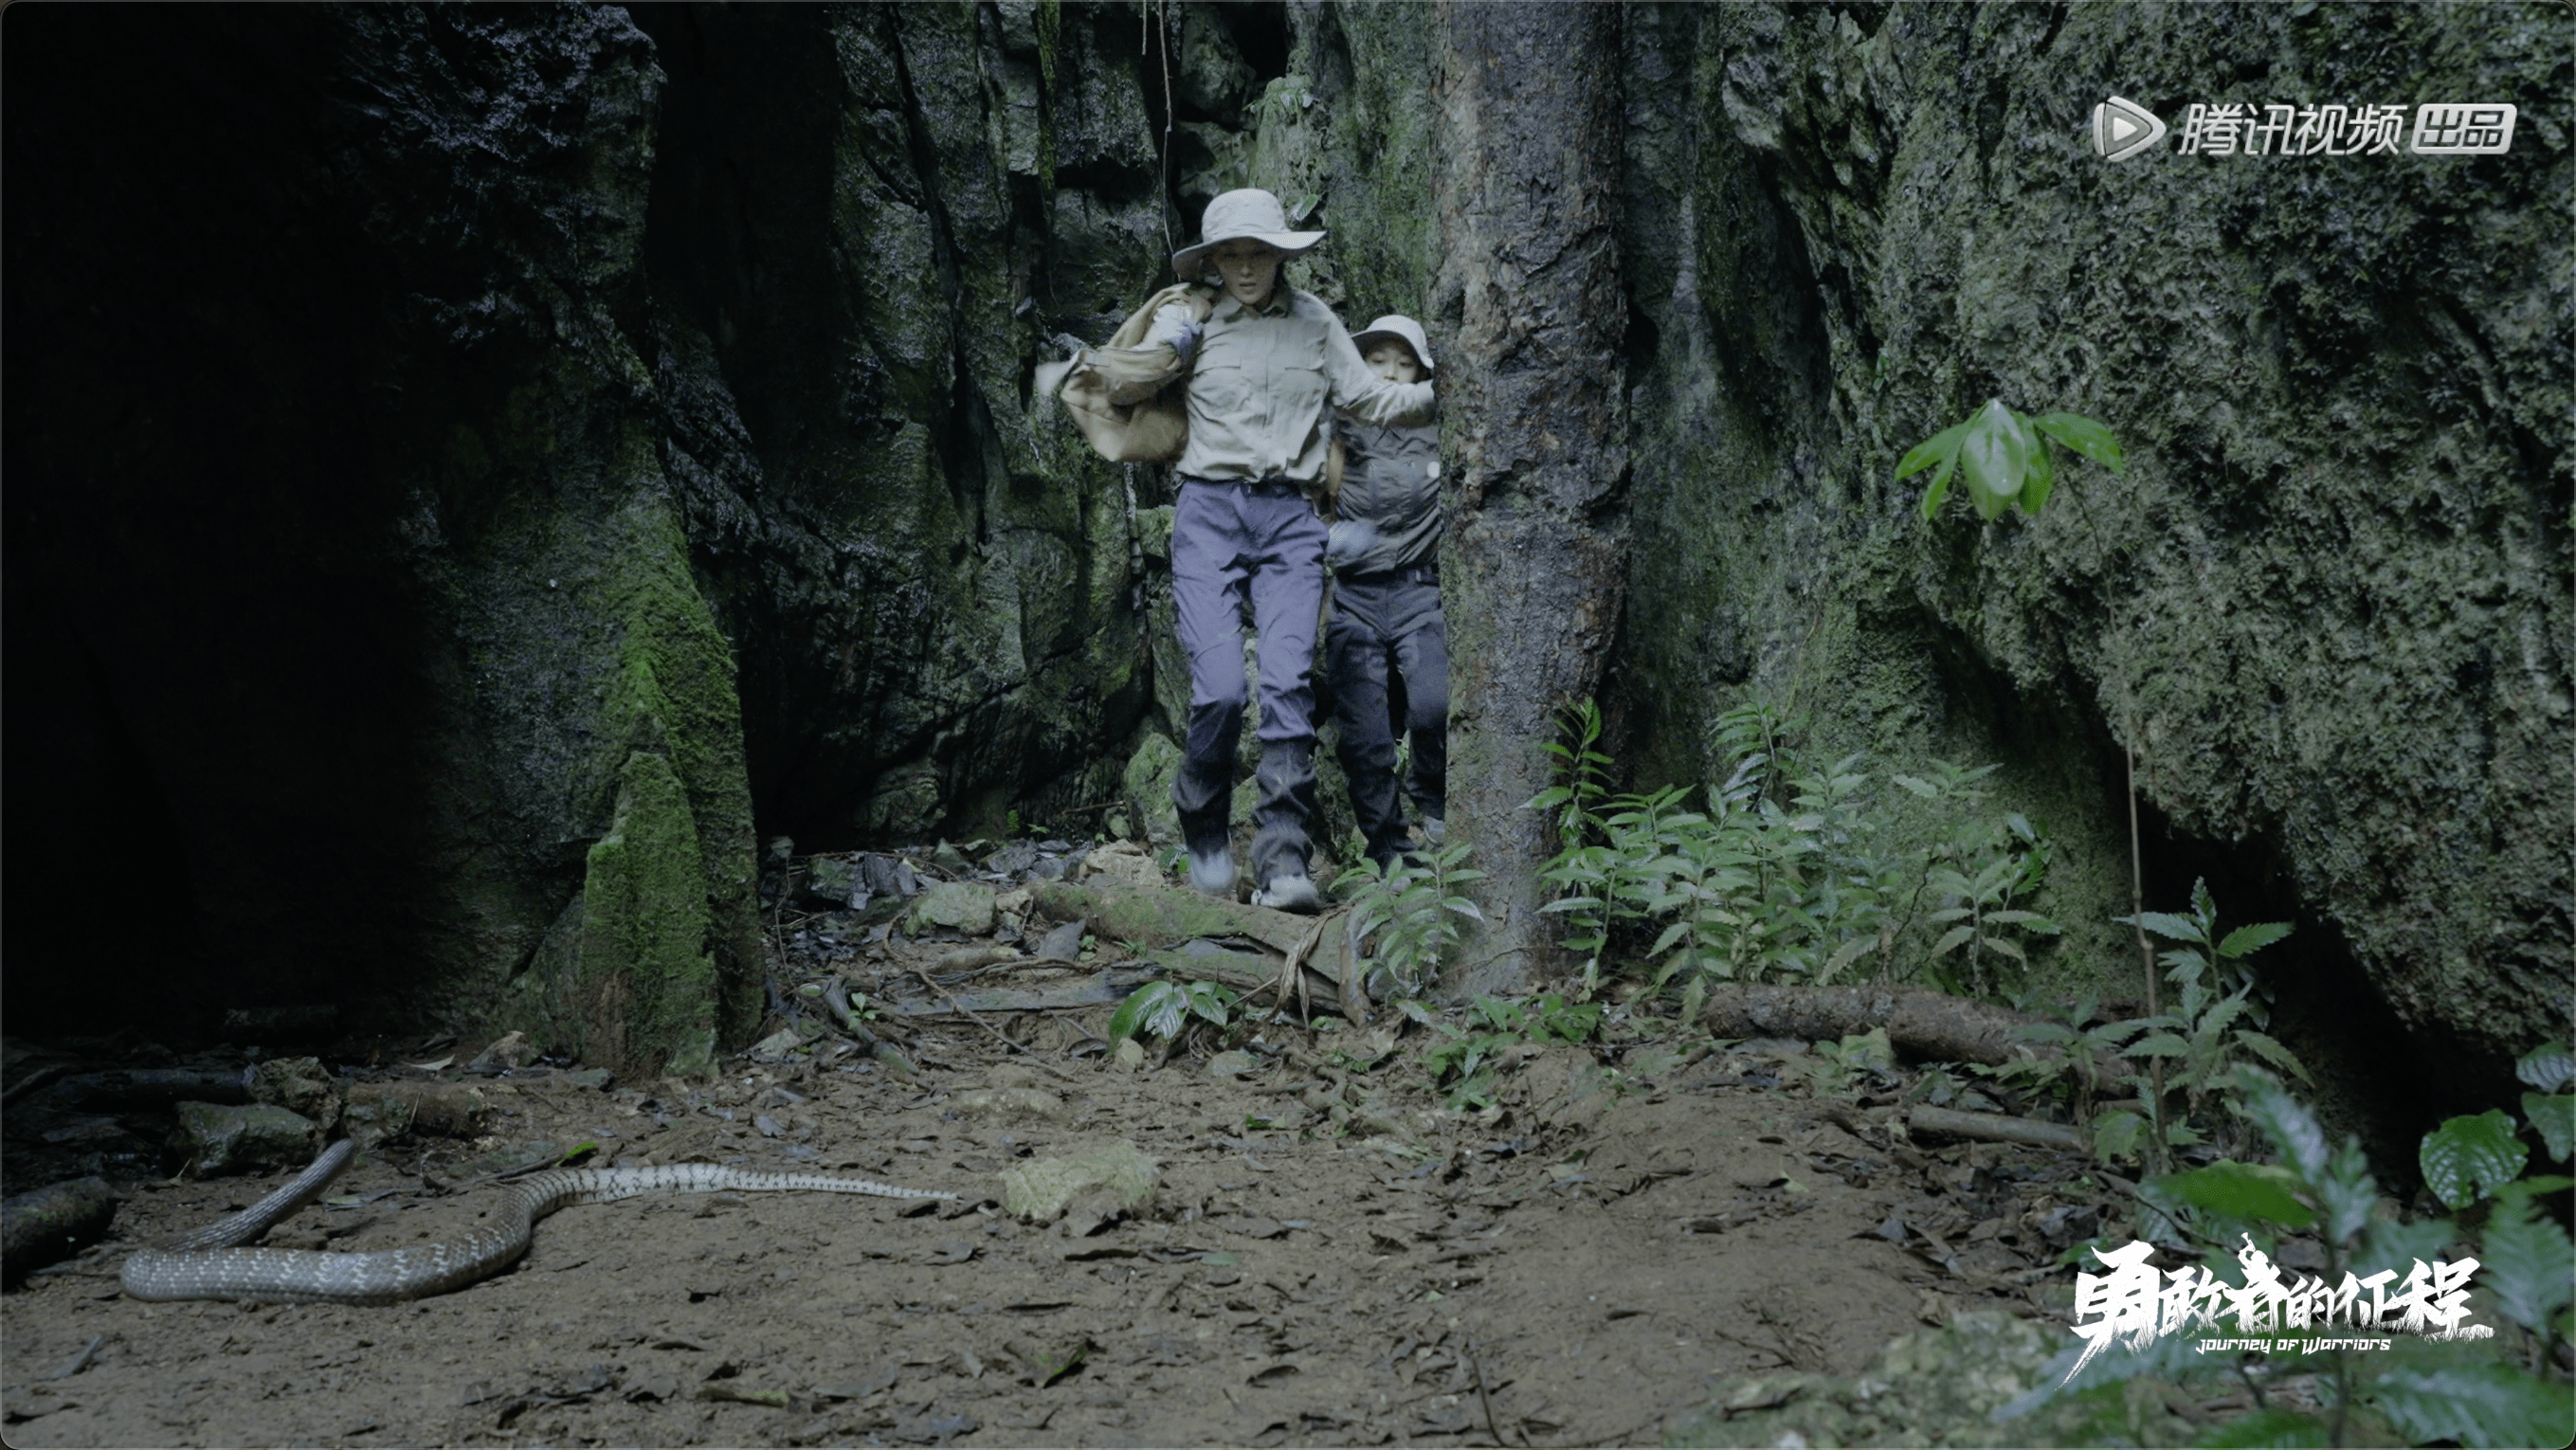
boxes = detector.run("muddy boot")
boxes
[1248,738,1320,913]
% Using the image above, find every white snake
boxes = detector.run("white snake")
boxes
[120,1139,954,1305]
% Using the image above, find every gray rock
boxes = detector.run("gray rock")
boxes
[1034,919,1086,962]
[170,1102,319,1178]
[910,881,999,936]
[998,1142,1159,1224]
[801,855,862,909]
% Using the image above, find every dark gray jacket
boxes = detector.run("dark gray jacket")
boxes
[1332,415,1442,577]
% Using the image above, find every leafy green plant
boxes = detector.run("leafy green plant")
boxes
[1902,403,2181,1161]
[2021,1065,2572,1448]
[2422,1044,2576,1209]
[1899,400,2123,524]
[2010,988,2156,1128]
[1528,698,2059,1012]
[1423,993,1601,1111]
[2513,1042,2575,1164]
[1338,842,1483,1000]
[1107,979,1241,1048]
[2084,880,2306,1162]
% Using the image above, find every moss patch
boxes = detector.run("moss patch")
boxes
[574,749,720,1080]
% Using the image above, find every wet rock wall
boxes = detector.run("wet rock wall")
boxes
[1607,3,2571,1074]
[6,2,2565,1093]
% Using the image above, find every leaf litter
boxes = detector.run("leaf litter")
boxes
[0,893,2153,1447]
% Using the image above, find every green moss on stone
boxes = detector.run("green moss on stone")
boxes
[576,749,719,1078]
[585,492,765,1046]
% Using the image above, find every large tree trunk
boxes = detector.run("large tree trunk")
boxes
[1433,2,1631,996]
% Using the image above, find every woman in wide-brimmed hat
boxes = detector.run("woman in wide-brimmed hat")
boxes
[1143,188,1436,915]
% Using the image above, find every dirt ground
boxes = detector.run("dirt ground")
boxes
[3,905,2132,1449]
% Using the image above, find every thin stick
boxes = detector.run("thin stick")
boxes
[44,1335,104,1380]
[909,969,1080,1082]
[1466,1338,1502,1447]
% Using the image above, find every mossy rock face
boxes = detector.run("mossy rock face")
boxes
[1606,4,2571,1066]
[998,1141,1161,1223]
[573,751,722,1080]
[635,3,1166,855]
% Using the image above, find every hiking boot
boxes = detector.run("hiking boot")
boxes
[1252,873,1320,915]
[1188,846,1239,898]
[1420,816,1446,847]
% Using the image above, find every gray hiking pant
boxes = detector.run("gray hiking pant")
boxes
[1324,567,1447,867]
[1169,477,1325,887]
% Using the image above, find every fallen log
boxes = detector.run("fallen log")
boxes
[2,1176,116,1283]
[1906,1105,2089,1154]
[1031,880,1351,986]
[884,968,1156,1018]
[1697,983,2130,1084]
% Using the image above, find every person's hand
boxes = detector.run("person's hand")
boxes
[1326,520,1381,568]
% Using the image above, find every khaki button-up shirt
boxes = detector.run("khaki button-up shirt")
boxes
[1152,288,1435,485]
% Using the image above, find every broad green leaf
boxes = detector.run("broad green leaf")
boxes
[1917,453,1958,520]
[2233,1066,2331,1183]
[2515,1043,2576,1095]
[2522,1091,2574,1162]
[2478,1181,2575,1334]
[1984,936,2028,964]
[1891,774,1936,798]
[2216,921,2294,958]
[2234,1031,2312,1084]
[2124,1032,2189,1060]
[1957,400,2025,519]
[1108,983,1168,1042]
[1930,924,1974,957]
[2093,1110,2146,1163]
[1896,420,1971,480]
[2088,1018,2161,1044]
[2131,911,2206,945]
[2015,410,2055,515]
[2313,1135,2379,1248]
[2031,412,2125,473]
[2420,1109,2528,1208]
[2367,1361,2571,1450]
[2354,1217,2456,1280]
[1837,1026,1896,1073]
[2151,1160,2315,1229]
[1819,934,1875,985]
[2193,1407,2331,1447]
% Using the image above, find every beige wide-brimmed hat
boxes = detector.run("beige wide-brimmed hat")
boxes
[1350,314,1435,375]
[1171,189,1325,281]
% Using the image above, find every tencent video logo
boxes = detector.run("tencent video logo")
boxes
[2092,96,2168,161]
[2094,96,2517,160]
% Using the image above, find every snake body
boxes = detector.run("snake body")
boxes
[120,1139,954,1305]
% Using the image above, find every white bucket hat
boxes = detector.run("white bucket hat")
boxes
[1349,314,1435,375]
[1171,189,1325,281]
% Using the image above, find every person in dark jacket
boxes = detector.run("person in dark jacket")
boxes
[1323,315,1446,870]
